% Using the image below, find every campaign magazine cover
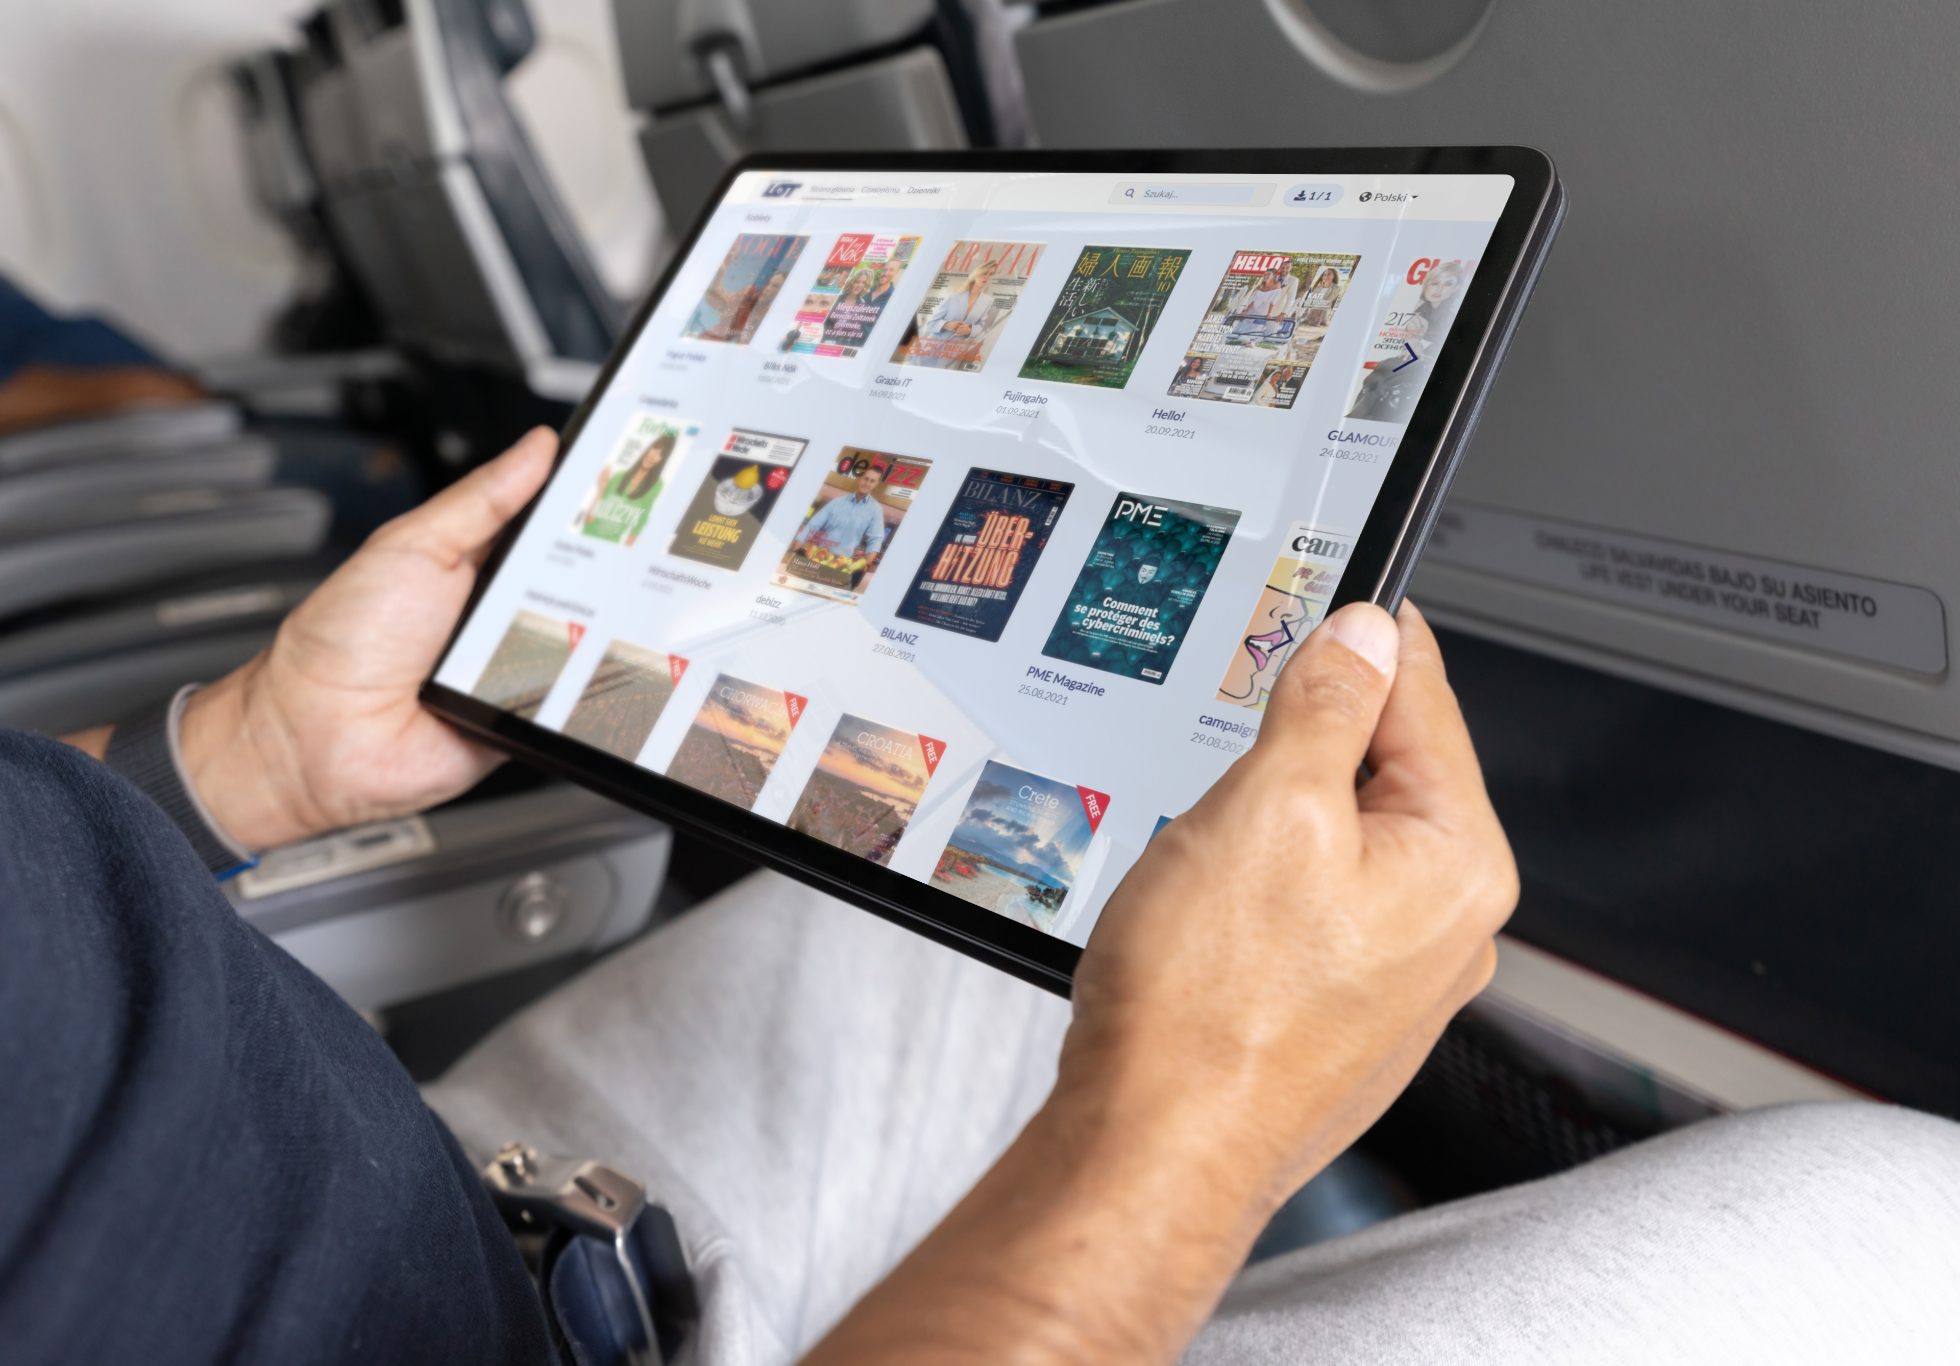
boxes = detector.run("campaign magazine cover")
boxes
[681,233,810,345]
[782,232,921,358]
[667,428,808,571]
[772,446,932,605]
[1214,524,1353,711]
[894,469,1075,642]
[558,640,689,761]
[786,714,946,866]
[1043,492,1241,684]
[665,673,806,811]
[573,413,698,547]
[1018,245,1191,390]
[469,609,584,720]
[932,760,1110,934]
[891,239,1045,372]
[1168,249,1362,409]
[1345,256,1475,426]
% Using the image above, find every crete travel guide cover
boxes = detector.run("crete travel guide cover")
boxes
[932,760,1110,934]
[1168,249,1362,409]
[1043,492,1241,684]
[783,232,921,358]
[469,609,585,720]
[772,447,932,605]
[667,428,807,571]
[1018,244,1191,390]
[558,640,689,761]
[681,233,810,345]
[573,413,698,547]
[894,468,1074,642]
[1214,524,1352,711]
[665,674,806,811]
[786,714,946,866]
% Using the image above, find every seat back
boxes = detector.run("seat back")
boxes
[613,0,1031,232]
[292,0,622,373]
[1015,0,1960,769]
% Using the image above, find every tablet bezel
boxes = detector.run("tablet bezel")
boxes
[422,146,1561,995]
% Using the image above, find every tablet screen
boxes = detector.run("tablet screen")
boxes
[435,165,1517,946]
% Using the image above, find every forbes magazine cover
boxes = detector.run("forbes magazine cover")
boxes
[1044,492,1240,684]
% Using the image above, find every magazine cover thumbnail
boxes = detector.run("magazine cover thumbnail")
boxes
[559,640,689,761]
[1214,524,1353,711]
[681,233,809,345]
[1168,250,1362,409]
[782,232,921,358]
[1346,256,1474,426]
[573,413,698,547]
[667,428,808,570]
[932,760,1110,934]
[891,239,1045,372]
[1018,245,1191,390]
[787,714,946,866]
[665,673,806,811]
[895,468,1074,642]
[1043,492,1241,684]
[772,446,932,605]
[469,609,584,720]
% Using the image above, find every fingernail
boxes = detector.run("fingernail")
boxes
[1326,604,1400,676]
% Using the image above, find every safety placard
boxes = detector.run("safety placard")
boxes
[1425,502,1948,674]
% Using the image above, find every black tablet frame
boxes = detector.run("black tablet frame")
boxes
[422,146,1564,996]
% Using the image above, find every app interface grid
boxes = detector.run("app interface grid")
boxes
[438,168,1513,946]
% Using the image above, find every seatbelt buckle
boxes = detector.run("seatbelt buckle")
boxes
[483,1142,666,1366]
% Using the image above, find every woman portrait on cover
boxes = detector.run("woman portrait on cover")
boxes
[579,429,677,547]
[908,256,1001,367]
[1301,265,1344,328]
[1410,261,1466,350]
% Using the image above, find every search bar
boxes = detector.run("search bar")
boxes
[1110,182,1275,207]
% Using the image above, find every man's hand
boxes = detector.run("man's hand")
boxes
[174,428,557,850]
[805,601,1517,1365]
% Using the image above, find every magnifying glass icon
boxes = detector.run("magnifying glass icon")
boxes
[1124,187,1135,198]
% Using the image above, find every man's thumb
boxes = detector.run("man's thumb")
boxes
[1257,603,1401,782]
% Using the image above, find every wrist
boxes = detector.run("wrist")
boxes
[177,659,323,851]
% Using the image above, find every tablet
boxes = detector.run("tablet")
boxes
[425,148,1563,993]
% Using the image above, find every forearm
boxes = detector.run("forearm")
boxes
[804,1067,1291,1365]
[58,656,320,853]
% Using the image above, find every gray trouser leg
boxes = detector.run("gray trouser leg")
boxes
[425,871,1072,1364]
[1187,1101,1960,1366]
[429,872,1960,1366]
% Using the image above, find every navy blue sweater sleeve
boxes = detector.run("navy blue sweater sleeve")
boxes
[0,729,555,1365]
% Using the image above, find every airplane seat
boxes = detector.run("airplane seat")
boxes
[1009,0,1960,1130]
[292,0,624,404]
[613,0,1034,233]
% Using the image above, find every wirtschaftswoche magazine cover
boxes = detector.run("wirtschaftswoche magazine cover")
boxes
[681,233,810,345]
[894,469,1074,642]
[559,640,689,761]
[1043,492,1241,684]
[1168,250,1362,409]
[470,609,584,720]
[1214,524,1353,711]
[1018,245,1191,390]
[781,233,921,358]
[772,447,932,605]
[665,673,806,811]
[932,760,1110,935]
[573,414,699,547]
[667,428,808,571]
[891,240,1045,372]
[1345,256,1475,426]
[786,714,946,866]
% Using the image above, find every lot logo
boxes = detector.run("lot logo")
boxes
[761,180,802,199]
